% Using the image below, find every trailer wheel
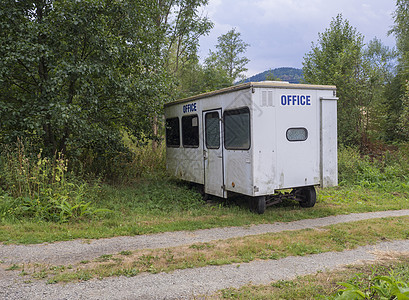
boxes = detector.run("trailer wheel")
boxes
[252,196,266,214]
[299,186,317,208]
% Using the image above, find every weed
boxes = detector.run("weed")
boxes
[137,254,158,268]
[0,139,109,223]
[189,243,214,250]
[112,257,123,263]
[338,146,409,193]
[77,271,92,281]
[106,139,166,184]
[213,255,409,299]
[333,273,409,299]
[32,271,48,279]
[47,278,58,284]
[285,242,322,256]
[271,280,297,288]
[49,265,66,272]
[95,254,113,262]
[6,264,21,271]
[121,268,139,277]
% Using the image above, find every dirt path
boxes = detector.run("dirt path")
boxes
[2,209,409,265]
[1,209,409,299]
[2,240,409,300]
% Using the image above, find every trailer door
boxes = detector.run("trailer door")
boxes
[203,109,225,198]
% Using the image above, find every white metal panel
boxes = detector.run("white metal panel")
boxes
[252,88,278,196]
[320,97,338,187]
[275,89,320,189]
[224,150,253,195]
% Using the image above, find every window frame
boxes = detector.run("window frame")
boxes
[286,127,308,142]
[223,107,251,151]
[182,114,200,148]
[165,117,180,148]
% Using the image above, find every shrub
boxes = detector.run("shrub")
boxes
[105,141,166,184]
[338,145,409,192]
[0,140,108,223]
[334,274,409,299]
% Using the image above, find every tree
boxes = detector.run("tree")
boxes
[145,0,213,149]
[158,0,213,75]
[0,0,206,174]
[265,72,281,81]
[0,0,169,167]
[205,28,250,84]
[399,81,409,139]
[363,38,397,140]
[385,0,409,141]
[303,14,367,146]
[390,0,409,78]
[176,57,231,97]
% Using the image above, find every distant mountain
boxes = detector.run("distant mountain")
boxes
[244,67,303,84]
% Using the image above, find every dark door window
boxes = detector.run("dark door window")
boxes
[205,112,220,149]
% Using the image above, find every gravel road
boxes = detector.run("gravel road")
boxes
[2,209,409,265]
[1,209,409,299]
[2,240,409,300]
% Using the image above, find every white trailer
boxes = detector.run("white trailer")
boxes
[164,81,338,213]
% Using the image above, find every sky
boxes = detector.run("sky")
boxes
[198,0,397,78]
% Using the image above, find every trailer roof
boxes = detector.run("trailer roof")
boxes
[164,81,336,107]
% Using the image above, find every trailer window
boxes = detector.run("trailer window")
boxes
[286,128,308,142]
[182,115,199,147]
[165,117,180,147]
[205,112,220,149]
[224,108,250,150]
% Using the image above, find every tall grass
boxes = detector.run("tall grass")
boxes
[1,137,408,231]
[0,140,106,222]
[338,144,409,192]
[107,142,166,184]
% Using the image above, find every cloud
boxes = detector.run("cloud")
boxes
[252,0,323,25]
[199,0,396,76]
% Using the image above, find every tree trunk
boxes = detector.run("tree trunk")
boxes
[152,115,158,151]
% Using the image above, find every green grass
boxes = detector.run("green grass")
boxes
[0,145,408,244]
[10,216,409,283]
[0,178,408,244]
[213,255,409,299]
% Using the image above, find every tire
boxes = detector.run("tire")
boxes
[252,196,266,214]
[299,186,317,208]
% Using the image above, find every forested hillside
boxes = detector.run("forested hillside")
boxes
[244,67,304,83]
